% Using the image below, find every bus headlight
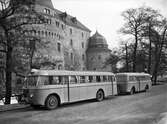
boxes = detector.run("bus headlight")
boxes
[30,94,34,98]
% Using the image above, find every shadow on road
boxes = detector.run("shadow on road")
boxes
[16,96,119,112]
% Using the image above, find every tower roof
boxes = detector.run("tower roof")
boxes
[89,31,108,47]
[36,0,54,9]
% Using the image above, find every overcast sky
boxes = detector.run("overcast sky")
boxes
[52,0,167,49]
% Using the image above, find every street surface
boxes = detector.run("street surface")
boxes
[0,83,167,124]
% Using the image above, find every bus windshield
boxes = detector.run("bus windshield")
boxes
[25,76,65,86]
[26,76,38,86]
[116,75,127,82]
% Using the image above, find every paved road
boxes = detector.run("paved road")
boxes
[0,84,167,124]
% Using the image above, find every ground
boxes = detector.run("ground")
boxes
[0,83,167,124]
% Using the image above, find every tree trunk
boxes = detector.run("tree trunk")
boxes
[133,31,138,72]
[152,29,166,85]
[125,44,129,72]
[148,25,152,74]
[5,39,12,104]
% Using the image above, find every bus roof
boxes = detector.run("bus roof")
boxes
[116,72,151,77]
[29,69,115,76]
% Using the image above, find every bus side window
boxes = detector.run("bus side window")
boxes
[43,77,49,85]
[70,76,77,84]
[103,76,107,82]
[112,76,115,82]
[63,76,69,84]
[52,76,60,85]
[80,76,85,83]
[85,76,89,83]
[88,76,93,83]
[49,76,53,85]
[108,76,113,82]
[96,76,101,82]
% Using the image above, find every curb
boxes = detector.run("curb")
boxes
[0,104,29,112]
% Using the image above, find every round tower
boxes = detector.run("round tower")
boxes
[86,31,112,72]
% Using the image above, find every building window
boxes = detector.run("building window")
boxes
[82,42,84,48]
[70,39,73,46]
[34,30,36,35]
[82,54,85,61]
[61,24,64,29]
[46,19,51,24]
[44,8,50,15]
[42,31,44,36]
[57,43,61,52]
[70,28,72,34]
[45,31,48,37]
[38,31,40,36]
[56,21,59,27]
[71,53,73,60]
[82,32,84,38]
[57,34,61,40]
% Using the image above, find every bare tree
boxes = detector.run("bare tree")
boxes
[141,7,162,73]
[120,7,148,72]
[151,20,167,84]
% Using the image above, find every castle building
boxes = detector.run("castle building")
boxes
[0,0,113,94]
[86,31,112,72]
[34,0,91,71]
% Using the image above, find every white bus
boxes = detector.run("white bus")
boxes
[23,69,117,110]
[116,73,152,95]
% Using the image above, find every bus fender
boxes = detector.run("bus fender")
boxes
[45,93,61,106]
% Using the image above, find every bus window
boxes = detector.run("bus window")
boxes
[129,76,136,81]
[63,76,69,84]
[116,75,127,82]
[52,76,63,85]
[103,76,107,82]
[80,76,85,83]
[108,76,113,82]
[38,76,49,85]
[96,76,101,82]
[112,76,116,82]
[70,76,77,84]
[26,76,38,86]
[49,76,53,84]
[88,76,93,83]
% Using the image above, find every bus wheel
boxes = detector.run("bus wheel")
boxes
[96,90,104,101]
[45,95,59,110]
[130,87,135,95]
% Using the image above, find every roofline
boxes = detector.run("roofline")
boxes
[116,72,151,76]
[29,69,114,76]
[35,2,91,32]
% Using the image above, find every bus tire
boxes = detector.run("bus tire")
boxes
[130,87,135,95]
[45,95,59,110]
[96,90,104,102]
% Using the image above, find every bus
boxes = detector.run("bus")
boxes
[23,69,117,110]
[116,73,152,95]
